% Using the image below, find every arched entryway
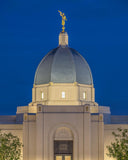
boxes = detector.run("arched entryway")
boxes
[54,140,73,160]
[54,127,73,160]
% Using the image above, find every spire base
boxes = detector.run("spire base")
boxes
[59,32,68,46]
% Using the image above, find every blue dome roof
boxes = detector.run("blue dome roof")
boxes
[34,46,93,85]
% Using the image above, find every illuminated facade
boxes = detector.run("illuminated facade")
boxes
[0,31,128,160]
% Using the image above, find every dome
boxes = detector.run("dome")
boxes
[34,45,93,85]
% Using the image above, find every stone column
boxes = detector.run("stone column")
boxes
[91,86,95,102]
[32,87,36,102]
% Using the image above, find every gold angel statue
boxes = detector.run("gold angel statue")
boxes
[58,10,67,32]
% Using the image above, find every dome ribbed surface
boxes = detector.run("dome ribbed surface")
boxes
[34,46,93,85]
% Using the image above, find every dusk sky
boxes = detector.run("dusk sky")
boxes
[0,0,128,115]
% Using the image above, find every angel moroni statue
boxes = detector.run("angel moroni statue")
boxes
[58,10,67,32]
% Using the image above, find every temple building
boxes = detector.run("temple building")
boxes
[0,24,128,160]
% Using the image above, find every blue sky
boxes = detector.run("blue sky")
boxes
[0,0,128,115]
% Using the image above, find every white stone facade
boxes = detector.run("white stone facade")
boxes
[0,32,128,160]
[1,94,128,160]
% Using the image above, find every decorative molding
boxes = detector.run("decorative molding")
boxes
[54,127,73,140]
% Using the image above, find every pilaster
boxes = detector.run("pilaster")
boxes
[23,113,36,160]
[83,106,91,160]
[23,114,29,160]
[98,114,104,160]
[36,105,44,160]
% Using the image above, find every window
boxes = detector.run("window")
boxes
[55,156,62,160]
[83,92,86,100]
[62,92,65,98]
[38,106,41,112]
[42,92,44,99]
[65,156,71,160]
[54,140,73,160]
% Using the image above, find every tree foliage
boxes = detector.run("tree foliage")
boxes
[0,131,23,160]
[107,128,128,160]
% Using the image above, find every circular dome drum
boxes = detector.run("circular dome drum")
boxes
[34,45,93,85]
